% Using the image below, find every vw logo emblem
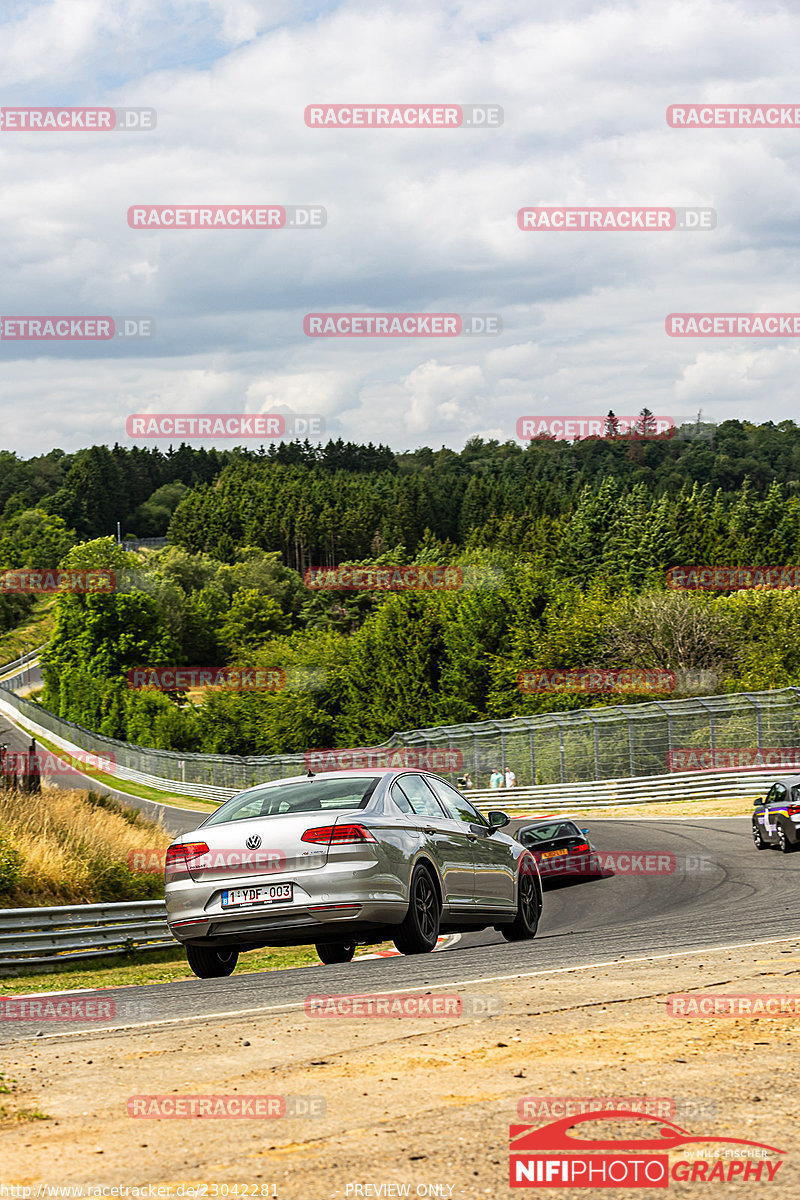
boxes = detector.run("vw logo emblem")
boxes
[245,834,262,850]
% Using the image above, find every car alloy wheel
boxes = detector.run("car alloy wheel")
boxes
[501,870,541,942]
[316,940,356,964]
[186,944,239,978]
[778,825,794,854]
[393,864,440,954]
[753,823,769,849]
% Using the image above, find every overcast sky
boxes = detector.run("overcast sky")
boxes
[1,0,799,457]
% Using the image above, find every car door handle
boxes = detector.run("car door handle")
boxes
[423,826,438,834]
[465,833,479,841]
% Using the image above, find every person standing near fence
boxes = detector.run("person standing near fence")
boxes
[27,739,41,793]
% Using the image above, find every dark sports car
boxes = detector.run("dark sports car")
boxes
[514,818,599,881]
[752,776,800,852]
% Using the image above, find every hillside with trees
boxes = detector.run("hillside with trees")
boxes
[4,416,798,754]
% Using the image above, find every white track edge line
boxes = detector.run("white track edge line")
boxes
[18,932,800,1042]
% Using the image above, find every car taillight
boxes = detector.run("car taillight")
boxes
[301,824,377,845]
[572,842,590,853]
[165,841,209,869]
[787,805,800,816]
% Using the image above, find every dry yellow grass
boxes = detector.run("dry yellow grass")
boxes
[0,786,171,905]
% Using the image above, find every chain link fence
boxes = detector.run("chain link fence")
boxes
[2,677,800,794]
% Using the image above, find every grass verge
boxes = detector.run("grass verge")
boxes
[6,717,217,813]
[0,785,172,905]
[0,940,395,991]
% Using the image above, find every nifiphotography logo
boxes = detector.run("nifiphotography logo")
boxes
[509,1110,785,1187]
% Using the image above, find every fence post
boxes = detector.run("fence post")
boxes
[588,713,601,780]
[552,718,566,785]
[627,716,635,776]
[698,699,715,755]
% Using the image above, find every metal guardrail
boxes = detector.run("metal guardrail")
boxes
[4,674,800,798]
[0,644,46,681]
[0,900,174,973]
[467,765,776,813]
[0,687,780,814]
[0,647,791,812]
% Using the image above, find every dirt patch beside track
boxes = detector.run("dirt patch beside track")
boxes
[1,937,798,1197]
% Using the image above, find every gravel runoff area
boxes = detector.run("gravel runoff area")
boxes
[1,935,797,1198]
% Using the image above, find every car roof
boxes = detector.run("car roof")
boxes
[518,816,581,826]
[767,775,800,788]
[227,767,448,797]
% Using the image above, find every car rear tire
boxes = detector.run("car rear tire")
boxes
[186,944,239,979]
[501,871,541,942]
[753,823,769,850]
[315,940,356,964]
[778,824,795,854]
[393,864,440,954]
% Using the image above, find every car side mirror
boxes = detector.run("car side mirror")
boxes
[581,828,589,836]
[754,797,763,806]
[487,810,509,832]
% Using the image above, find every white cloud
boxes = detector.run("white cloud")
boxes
[1,0,800,453]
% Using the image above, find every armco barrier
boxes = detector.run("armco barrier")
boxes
[0,900,174,974]
[0,653,797,807]
[466,765,782,814]
[0,644,46,681]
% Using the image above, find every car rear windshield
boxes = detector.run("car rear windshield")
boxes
[202,777,380,825]
[519,822,580,843]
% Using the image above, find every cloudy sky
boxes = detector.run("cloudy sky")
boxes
[1,0,799,456]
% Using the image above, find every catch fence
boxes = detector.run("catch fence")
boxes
[1,676,799,801]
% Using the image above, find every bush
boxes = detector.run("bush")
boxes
[0,833,23,894]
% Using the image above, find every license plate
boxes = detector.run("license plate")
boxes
[221,883,293,908]
[541,848,569,859]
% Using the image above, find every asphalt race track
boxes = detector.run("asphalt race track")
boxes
[4,814,800,1043]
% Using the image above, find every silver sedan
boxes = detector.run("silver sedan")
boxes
[165,767,542,977]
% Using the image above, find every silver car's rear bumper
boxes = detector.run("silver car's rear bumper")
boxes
[166,858,408,947]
